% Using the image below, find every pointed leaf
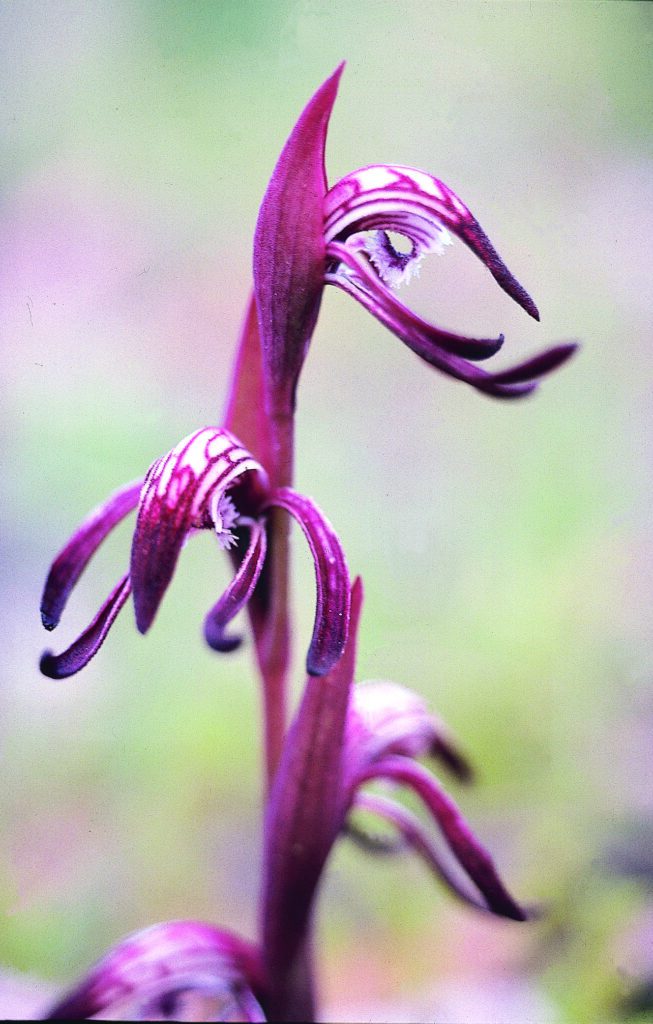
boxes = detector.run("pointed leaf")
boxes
[253,64,344,407]
[223,291,274,470]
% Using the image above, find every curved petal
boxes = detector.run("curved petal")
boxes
[130,428,267,634]
[324,163,539,320]
[327,242,504,362]
[45,921,265,1021]
[350,791,493,914]
[327,242,578,399]
[39,574,131,679]
[253,64,344,405]
[204,518,268,653]
[352,755,527,921]
[346,680,473,783]
[40,479,142,630]
[264,487,350,676]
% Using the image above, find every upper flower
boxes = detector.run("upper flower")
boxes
[254,63,577,406]
[40,427,350,679]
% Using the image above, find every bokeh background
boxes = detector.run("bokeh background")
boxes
[2,2,652,1020]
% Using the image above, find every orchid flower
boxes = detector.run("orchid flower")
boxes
[343,680,526,919]
[39,427,349,680]
[261,579,526,1019]
[254,64,577,408]
[45,921,267,1022]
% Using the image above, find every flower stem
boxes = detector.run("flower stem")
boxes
[258,405,294,789]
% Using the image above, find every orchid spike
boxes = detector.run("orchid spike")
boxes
[254,63,344,412]
[40,427,349,679]
[261,581,526,1018]
[254,65,577,402]
[45,921,266,1022]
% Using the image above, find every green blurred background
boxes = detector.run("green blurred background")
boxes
[2,2,652,1020]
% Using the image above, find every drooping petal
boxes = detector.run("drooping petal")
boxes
[345,680,473,784]
[353,755,527,921]
[327,241,578,398]
[261,578,362,1021]
[350,791,492,914]
[130,428,268,634]
[39,574,131,679]
[264,487,350,676]
[45,921,265,1021]
[327,241,505,361]
[253,64,344,408]
[324,164,540,319]
[40,479,142,630]
[204,518,268,653]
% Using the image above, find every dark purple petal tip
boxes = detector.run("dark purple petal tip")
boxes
[265,487,351,677]
[40,480,142,631]
[203,518,268,655]
[40,575,131,680]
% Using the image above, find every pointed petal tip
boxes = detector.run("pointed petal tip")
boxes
[39,576,131,680]
[132,587,162,635]
[519,291,540,322]
[41,611,57,631]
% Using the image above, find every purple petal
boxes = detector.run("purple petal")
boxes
[45,920,265,1021]
[40,479,141,630]
[204,518,268,653]
[327,246,505,361]
[351,791,491,913]
[264,487,350,675]
[130,428,267,634]
[483,342,579,384]
[324,164,540,320]
[352,755,527,921]
[346,680,473,783]
[326,242,576,399]
[39,574,131,679]
[253,64,344,407]
[261,579,362,1018]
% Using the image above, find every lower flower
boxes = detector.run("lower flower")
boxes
[39,426,350,680]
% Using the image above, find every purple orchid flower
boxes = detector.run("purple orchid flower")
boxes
[39,426,349,680]
[45,921,267,1022]
[254,64,577,407]
[343,680,526,919]
[261,578,526,1020]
